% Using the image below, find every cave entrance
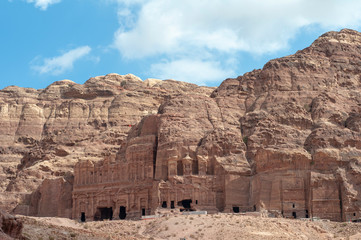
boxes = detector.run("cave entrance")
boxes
[142,208,146,216]
[80,212,86,222]
[171,201,175,209]
[178,199,193,211]
[162,201,167,208]
[292,212,297,218]
[95,207,113,221]
[119,206,126,219]
[233,207,240,213]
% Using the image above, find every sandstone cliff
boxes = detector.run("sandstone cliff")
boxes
[1,29,361,222]
[0,74,213,217]
[210,29,361,220]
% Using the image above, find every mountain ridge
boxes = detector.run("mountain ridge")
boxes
[0,29,360,222]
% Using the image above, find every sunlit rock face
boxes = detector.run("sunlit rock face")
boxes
[0,73,213,217]
[2,29,361,222]
[211,29,361,221]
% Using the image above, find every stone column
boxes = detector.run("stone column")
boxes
[168,155,178,178]
[72,195,77,219]
[90,193,94,217]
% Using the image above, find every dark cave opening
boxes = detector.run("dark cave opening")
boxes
[119,206,126,220]
[94,207,113,221]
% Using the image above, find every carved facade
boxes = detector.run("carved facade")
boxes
[73,148,359,222]
[72,134,224,221]
[72,135,156,220]
[72,112,361,222]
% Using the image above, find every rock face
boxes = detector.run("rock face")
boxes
[0,74,213,217]
[72,29,361,222]
[2,29,361,222]
[210,28,361,221]
[0,209,23,239]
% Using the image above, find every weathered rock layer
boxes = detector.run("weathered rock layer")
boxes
[0,209,23,239]
[1,29,361,221]
[0,74,213,217]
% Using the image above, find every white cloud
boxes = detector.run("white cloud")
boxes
[26,0,61,10]
[110,0,361,85]
[32,46,92,75]
[150,59,235,85]
[113,0,361,58]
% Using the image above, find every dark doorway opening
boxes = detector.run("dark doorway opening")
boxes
[196,200,198,204]
[171,201,175,209]
[292,203,295,208]
[94,207,113,221]
[233,207,240,213]
[354,212,356,217]
[292,212,297,218]
[81,212,86,222]
[178,199,193,211]
[253,205,256,211]
[305,210,309,218]
[162,201,167,208]
[182,199,192,209]
[142,208,146,216]
[119,206,126,220]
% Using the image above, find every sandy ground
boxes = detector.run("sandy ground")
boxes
[19,212,361,240]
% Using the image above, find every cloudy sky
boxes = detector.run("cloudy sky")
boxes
[2,0,361,89]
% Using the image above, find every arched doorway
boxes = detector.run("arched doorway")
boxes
[119,206,126,219]
[233,207,240,213]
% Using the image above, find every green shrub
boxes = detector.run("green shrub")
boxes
[243,136,248,145]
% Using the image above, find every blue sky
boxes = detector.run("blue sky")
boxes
[2,0,361,90]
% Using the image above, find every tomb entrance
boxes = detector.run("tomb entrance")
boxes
[233,207,240,213]
[94,207,113,221]
[81,212,86,222]
[119,206,126,219]
[178,199,193,211]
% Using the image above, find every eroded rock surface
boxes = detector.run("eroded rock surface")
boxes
[210,29,361,221]
[2,29,361,222]
[72,29,361,222]
[0,74,213,217]
[0,209,23,239]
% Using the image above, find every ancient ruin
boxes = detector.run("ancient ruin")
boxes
[73,140,357,222]
[72,124,223,220]
[73,29,361,222]
[1,29,361,222]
